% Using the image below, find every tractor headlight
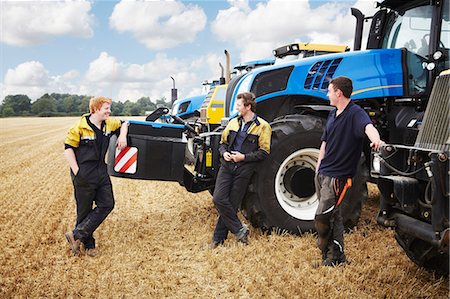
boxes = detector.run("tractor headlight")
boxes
[426,62,436,71]
[433,50,443,61]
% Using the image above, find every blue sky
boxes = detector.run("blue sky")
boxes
[1,0,377,103]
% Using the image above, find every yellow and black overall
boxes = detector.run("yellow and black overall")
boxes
[212,115,271,243]
[65,114,123,250]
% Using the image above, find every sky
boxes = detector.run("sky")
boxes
[0,0,378,103]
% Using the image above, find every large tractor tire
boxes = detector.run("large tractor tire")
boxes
[242,115,368,234]
[395,231,449,276]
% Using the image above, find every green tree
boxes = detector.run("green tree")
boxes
[156,96,171,108]
[31,94,57,116]
[62,95,82,114]
[111,101,124,116]
[136,97,156,115]
[1,95,31,115]
[78,96,90,114]
[51,93,71,113]
[2,106,14,117]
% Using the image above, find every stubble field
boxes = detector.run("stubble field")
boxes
[0,117,448,298]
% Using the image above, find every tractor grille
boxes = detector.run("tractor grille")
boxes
[304,58,342,91]
[414,74,450,152]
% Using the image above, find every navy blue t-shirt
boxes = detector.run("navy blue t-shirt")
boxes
[318,102,371,179]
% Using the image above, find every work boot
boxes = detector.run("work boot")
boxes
[322,253,347,267]
[236,224,249,245]
[209,240,224,250]
[85,248,97,257]
[322,258,346,267]
[65,231,82,256]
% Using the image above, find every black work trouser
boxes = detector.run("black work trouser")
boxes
[71,168,115,249]
[314,174,347,260]
[212,161,254,242]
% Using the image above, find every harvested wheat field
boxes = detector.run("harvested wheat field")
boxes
[0,117,448,298]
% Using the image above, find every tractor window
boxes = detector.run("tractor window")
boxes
[437,0,450,74]
[178,101,190,114]
[441,0,450,49]
[251,66,293,98]
[382,5,432,58]
[214,86,227,102]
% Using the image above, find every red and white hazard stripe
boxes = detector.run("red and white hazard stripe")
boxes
[114,147,138,174]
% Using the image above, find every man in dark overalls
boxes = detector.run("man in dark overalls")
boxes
[64,96,128,257]
[210,92,272,248]
[315,76,383,266]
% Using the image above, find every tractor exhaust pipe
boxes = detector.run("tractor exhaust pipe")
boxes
[224,49,231,84]
[170,76,177,104]
[219,62,225,85]
[351,8,364,51]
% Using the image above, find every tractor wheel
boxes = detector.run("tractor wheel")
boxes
[395,230,449,275]
[242,115,368,234]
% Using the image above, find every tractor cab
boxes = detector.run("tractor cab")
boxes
[353,0,449,97]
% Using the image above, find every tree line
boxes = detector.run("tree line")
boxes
[0,93,172,117]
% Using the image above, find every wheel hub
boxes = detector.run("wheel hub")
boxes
[282,165,315,199]
[275,148,319,220]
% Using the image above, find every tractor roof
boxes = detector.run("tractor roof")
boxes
[380,0,428,12]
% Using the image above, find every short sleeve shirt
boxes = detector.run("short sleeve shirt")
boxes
[318,102,372,179]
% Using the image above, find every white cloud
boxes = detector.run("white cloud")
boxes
[109,0,207,50]
[84,52,119,83]
[1,1,94,46]
[1,61,80,100]
[4,61,49,86]
[1,51,219,102]
[2,61,49,99]
[227,0,251,13]
[61,70,80,81]
[79,51,219,102]
[211,0,379,62]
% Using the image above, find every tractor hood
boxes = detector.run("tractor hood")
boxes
[228,48,412,117]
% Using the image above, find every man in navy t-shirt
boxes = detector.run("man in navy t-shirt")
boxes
[315,76,382,266]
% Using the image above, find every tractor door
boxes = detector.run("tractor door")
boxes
[107,120,186,182]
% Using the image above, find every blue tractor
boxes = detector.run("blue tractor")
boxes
[171,94,206,121]
[171,59,275,124]
[109,0,449,274]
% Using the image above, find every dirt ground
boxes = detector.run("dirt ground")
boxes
[0,117,448,298]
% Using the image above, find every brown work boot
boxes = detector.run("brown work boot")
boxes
[209,240,224,250]
[85,248,97,257]
[65,231,81,256]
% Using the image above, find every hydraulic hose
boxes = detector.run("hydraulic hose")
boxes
[380,158,425,176]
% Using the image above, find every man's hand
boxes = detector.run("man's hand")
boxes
[365,124,383,152]
[223,151,233,161]
[231,151,245,162]
[116,135,127,151]
[370,140,384,152]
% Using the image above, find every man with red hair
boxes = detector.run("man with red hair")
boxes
[64,96,128,257]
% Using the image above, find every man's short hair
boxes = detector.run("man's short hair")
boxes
[330,76,353,98]
[237,92,256,112]
[89,96,112,114]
